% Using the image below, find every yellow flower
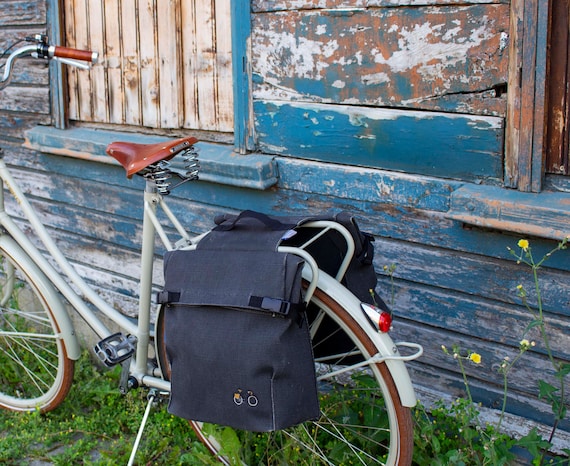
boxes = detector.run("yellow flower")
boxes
[518,239,529,251]
[469,353,482,364]
[520,339,530,349]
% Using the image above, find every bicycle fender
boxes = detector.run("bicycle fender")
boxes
[307,268,418,408]
[0,235,81,360]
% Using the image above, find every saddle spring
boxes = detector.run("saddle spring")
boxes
[181,145,200,181]
[144,145,200,195]
[144,160,172,194]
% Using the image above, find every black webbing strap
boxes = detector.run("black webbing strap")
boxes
[156,290,180,304]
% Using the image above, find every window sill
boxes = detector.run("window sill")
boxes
[446,184,570,241]
[24,126,278,190]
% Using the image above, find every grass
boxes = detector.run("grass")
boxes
[2,351,567,465]
[0,353,217,465]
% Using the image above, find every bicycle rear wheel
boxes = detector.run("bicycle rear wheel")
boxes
[0,240,74,412]
[157,284,414,465]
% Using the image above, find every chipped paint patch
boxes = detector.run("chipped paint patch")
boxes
[361,72,391,85]
[254,28,339,80]
[252,4,509,116]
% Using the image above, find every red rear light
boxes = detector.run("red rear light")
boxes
[361,303,393,333]
[378,311,393,333]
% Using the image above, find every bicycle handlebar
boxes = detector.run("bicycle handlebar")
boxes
[42,45,99,64]
[0,35,98,90]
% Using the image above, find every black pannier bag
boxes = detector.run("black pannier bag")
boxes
[157,212,320,432]
[213,210,380,305]
[211,211,388,363]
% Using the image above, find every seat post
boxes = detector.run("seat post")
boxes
[133,178,160,376]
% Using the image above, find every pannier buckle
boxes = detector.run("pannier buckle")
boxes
[260,297,290,316]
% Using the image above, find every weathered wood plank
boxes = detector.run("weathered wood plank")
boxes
[448,183,570,240]
[252,4,509,116]
[0,113,50,139]
[546,0,570,175]
[414,380,570,455]
[63,0,79,121]
[181,0,199,129]
[373,236,570,316]
[138,0,159,127]
[275,157,459,212]
[0,57,48,86]
[530,0,550,191]
[194,0,218,130]
[0,87,50,113]
[157,0,182,128]
[23,126,277,189]
[379,280,570,360]
[397,323,568,411]
[65,0,94,121]
[104,0,124,123]
[87,0,108,122]
[252,0,509,13]
[120,0,142,126]
[255,100,504,182]
[0,0,46,26]
[214,0,234,132]
[408,359,570,442]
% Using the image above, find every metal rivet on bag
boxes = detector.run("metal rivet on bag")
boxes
[247,390,258,407]
[233,389,244,406]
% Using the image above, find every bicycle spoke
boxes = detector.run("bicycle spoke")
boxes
[1,340,53,393]
[0,246,73,411]
[312,414,383,465]
[281,426,335,466]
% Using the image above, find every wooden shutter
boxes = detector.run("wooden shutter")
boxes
[546,0,570,176]
[64,0,233,132]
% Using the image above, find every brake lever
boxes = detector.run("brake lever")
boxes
[52,56,92,70]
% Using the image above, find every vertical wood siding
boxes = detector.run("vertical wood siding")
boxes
[63,0,233,132]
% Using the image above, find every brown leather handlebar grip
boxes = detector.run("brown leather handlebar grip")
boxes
[53,46,99,64]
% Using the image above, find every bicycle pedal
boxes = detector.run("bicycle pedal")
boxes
[94,333,136,367]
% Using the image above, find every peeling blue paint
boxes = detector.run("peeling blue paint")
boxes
[255,100,503,183]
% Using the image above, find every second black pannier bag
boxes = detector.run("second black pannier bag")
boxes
[158,213,320,432]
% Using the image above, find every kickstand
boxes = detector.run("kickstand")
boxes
[127,389,157,466]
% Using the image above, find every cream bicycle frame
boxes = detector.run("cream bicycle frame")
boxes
[0,154,420,406]
[0,156,173,390]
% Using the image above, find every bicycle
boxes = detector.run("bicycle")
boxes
[0,35,423,465]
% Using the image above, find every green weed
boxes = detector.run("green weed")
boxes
[0,354,213,465]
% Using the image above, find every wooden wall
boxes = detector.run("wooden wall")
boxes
[2,0,569,451]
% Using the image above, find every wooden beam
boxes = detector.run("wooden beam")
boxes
[255,100,504,183]
[47,0,68,129]
[232,0,254,153]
